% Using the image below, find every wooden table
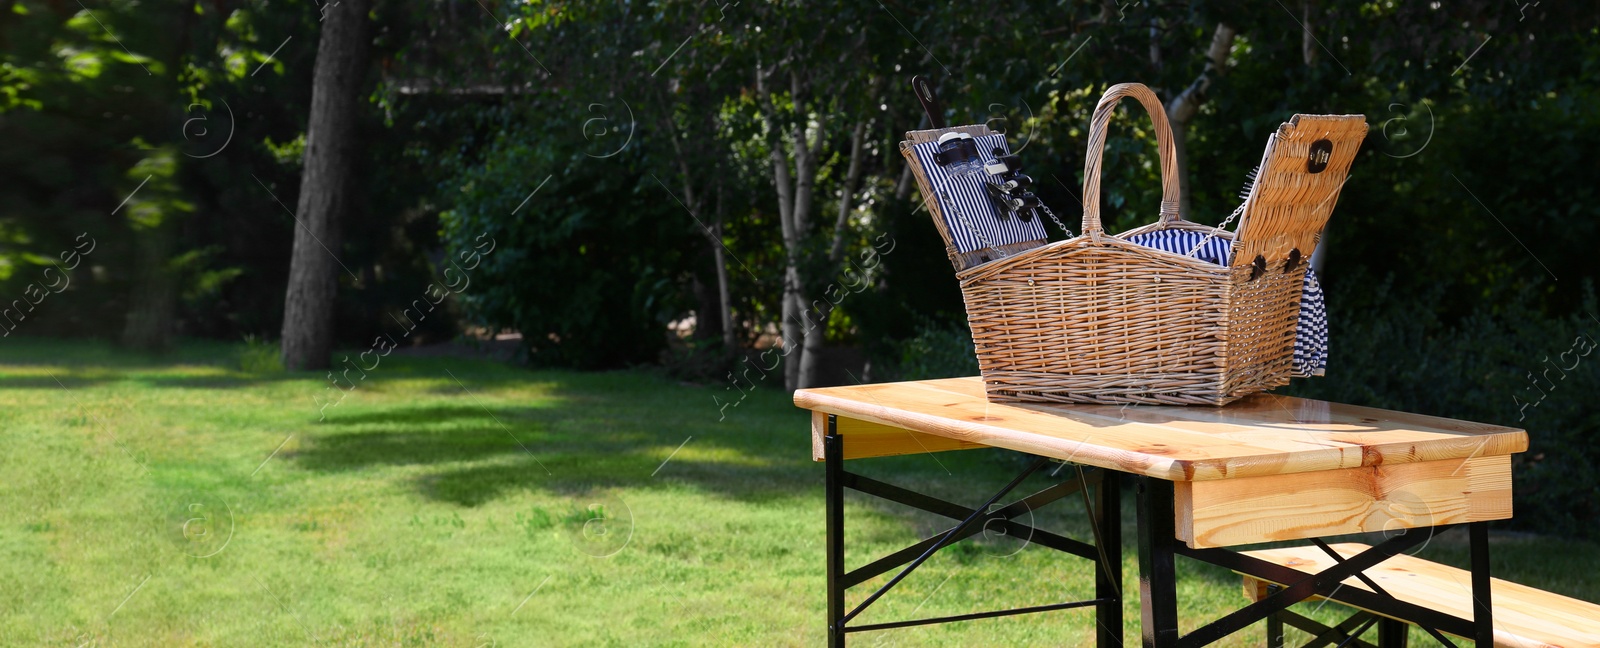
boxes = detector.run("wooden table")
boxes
[795,377,1527,647]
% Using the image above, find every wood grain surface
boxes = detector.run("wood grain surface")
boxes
[1240,543,1600,647]
[795,377,1527,482]
[1176,455,1513,547]
[809,411,987,461]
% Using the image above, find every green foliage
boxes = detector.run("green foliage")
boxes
[237,334,284,373]
[1,0,467,345]
[876,317,980,382]
[438,116,700,368]
[0,0,306,340]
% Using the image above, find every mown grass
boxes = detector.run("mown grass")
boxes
[1,338,1596,646]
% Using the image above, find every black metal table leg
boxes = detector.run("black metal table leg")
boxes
[1095,472,1124,647]
[825,416,845,648]
[1266,585,1286,648]
[1136,477,1179,648]
[1470,521,1493,647]
[1377,617,1408,647]
[1267,612,1286,648]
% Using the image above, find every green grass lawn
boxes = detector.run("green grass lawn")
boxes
[2,339,1597,647]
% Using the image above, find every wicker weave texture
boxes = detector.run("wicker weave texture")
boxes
[1232,115,1368,265]
[960,238,1231,404]
[904,83,1360,406]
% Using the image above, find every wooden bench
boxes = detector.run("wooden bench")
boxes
[1240,543,1600,647]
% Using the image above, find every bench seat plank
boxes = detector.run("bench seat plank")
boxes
[1240,543,1600,648]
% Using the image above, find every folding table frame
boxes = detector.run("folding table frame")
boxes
[820,420,1498,647]
[1136,477,1495,648]
[822,415,1123,647]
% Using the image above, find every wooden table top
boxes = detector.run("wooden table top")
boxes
[794,377,1527,482]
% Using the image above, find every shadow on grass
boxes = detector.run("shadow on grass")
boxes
[315,404,529,428]
[415,455,810,507]
[291,426,544,473]
[0,373,115,389]
[0,366,405,391]
[138,372,304,389]
[281,374,818,507]
[0,336,542,391]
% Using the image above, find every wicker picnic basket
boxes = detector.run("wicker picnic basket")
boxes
[901,82,1366,405]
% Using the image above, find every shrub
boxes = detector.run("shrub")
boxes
[438,122,700,369]
[238,335,285,373]
[875,317,979,381]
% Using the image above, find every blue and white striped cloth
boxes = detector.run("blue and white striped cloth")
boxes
[1123,229,1328,377]
[911,134,1048,253]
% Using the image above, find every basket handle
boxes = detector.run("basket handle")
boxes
[1081,83,1182,234]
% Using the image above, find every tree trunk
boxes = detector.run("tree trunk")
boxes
[280,0,371,370]
[772,140,804,391]
[1149,18,1163,71]
[1302,0,1318,66]
[756,64,858,391]
[1169,126,1193,218]
[757,67,807,391]
[798,120,868,389]
[1310,227,1329,275]
[664,126,736,359]
[120,13,195,353]
[1165,23,1236,219]
[121,219,177,350]
[713,188,736,356]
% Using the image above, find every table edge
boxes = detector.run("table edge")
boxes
[794,388,1529,482]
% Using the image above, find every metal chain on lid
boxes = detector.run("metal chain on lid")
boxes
[1038,203,1073,239]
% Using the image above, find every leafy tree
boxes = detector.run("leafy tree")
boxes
[1,0,467,352]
